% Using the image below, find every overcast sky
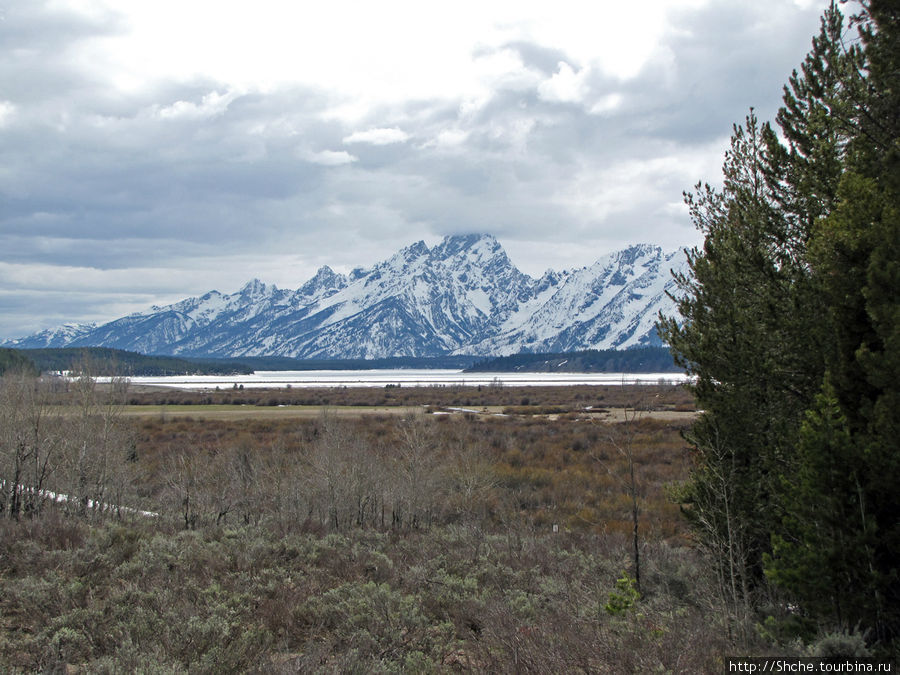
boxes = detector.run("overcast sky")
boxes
[1,0,832,339]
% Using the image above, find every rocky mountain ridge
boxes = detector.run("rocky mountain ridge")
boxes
[4,235,687,358]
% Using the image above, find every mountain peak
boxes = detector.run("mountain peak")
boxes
[451,233,496,245]
[616,244,660,264]
[299,265,348,296]
[392,240,430,264]
[1,236,686,357]
[310,265,338,283]
[434,233,498,258]
[240,278,268,295]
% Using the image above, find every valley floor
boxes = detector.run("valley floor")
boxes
[0,384,779,672]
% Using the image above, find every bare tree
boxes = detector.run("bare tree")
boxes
[389,411,444,530]
[442,423,496,563]
[60,362,133,519]
[0,357,137,521]
[166,451,201,530]
[591,403,646,593]
[263,437,309,534]
[0,370,64,518]
[678,424,755,640]
[307,411,377,531]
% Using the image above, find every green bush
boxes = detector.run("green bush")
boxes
[605,573,640,615]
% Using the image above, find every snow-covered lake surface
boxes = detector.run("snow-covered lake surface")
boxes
[121,370,690,390]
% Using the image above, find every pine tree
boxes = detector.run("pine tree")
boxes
[766,380,880,638]
[659,111,817,617]
[766,1,900,648]
[765,2,865,244]
[659,1,900,649]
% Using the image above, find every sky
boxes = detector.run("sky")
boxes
[0,0,833,340]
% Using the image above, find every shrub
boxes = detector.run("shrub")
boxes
[605,573,640,615]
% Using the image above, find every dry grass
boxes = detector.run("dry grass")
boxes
[112,383,696,426]
[1,382,753,673]
[120,382,695,411]
[126,404,694,540]
[120,403,424,419]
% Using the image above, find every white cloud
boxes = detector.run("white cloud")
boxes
[58,0,714,104]
[156,90,240,121]
[554,138,728,228]
[0,261,160,292]
[303,149,358,166]
[589,93,624,115]
[0,101,15,127]
[343,128,410,145]
[422,128,470,150]
[538,62,589,103]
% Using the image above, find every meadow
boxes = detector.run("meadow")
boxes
[0,381,776,672]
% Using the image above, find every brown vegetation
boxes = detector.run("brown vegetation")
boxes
[122,381,695,411]
[1,374,784,672]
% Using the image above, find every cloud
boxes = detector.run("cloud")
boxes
[155,90,240,120]
[303,149,358,166]
[0,0,835,339]
[500,42,573,76]
[589,94,623,115]
[421,128,469,150]
[343,127,410,145]
[0,101,15,127]
[537,62,590,103]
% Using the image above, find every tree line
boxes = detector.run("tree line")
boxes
[465,347,679,373]
[0,347,256,377]
[658,0,898,656]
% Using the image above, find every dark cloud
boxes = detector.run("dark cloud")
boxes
[0,0,123,49]
[0,1,124,106]
[624,2,827,141]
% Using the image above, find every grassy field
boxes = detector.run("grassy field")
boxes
[121,403,425,419]
[0,382,774,672]
[120,382,696,410]
[115,382,697,421]
[118,402,699,423]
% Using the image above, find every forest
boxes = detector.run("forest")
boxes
[464,347,678,373]
[2,348,256,378]
[656,0,898,661]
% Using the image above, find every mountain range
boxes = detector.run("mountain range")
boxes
[3,234,687,359]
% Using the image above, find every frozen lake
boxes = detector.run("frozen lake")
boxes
[122,369,690,390]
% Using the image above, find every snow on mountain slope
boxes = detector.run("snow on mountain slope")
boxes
[3,323,98,349]
[460,245,687,355]
[241,234,537,358]
[43,279,291,356]
[2,235,687,358]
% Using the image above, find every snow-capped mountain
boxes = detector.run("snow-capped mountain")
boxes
[462,244,687,355]
[3,235,688,358]
[6,323,99,349]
